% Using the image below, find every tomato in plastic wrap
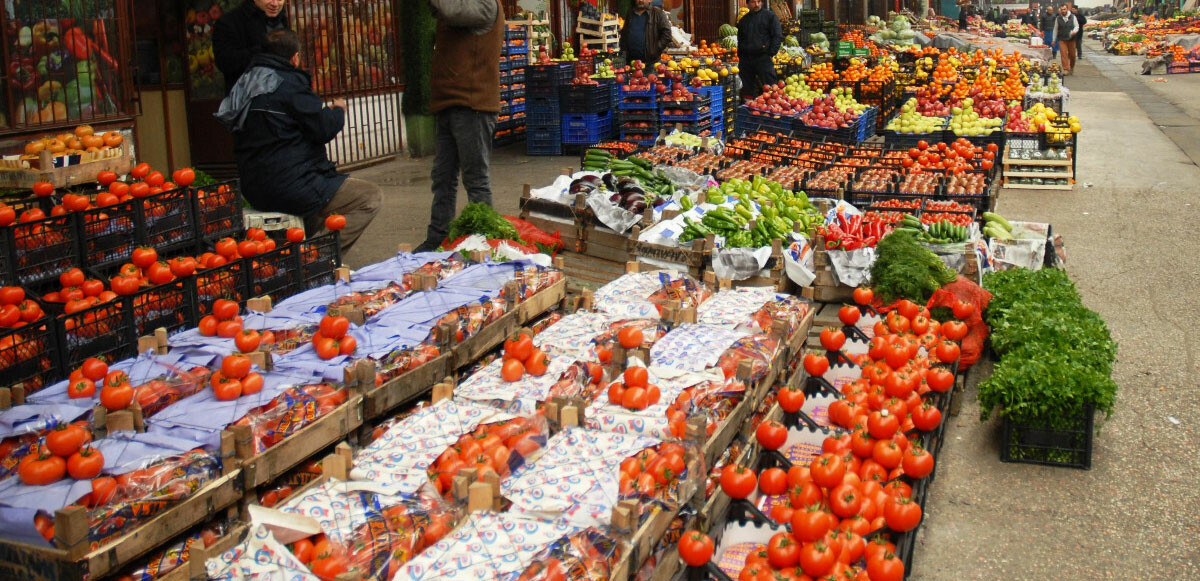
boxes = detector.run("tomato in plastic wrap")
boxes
[89,449,221,548]
[427,415,549,497]
[513,527,623,581]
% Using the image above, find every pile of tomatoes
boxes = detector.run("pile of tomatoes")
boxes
[617,442,690,498]
[18,422,104,486]
[606,366,662,411]
[500,330,550,381]
[210,353,264,401]
[427,416,545,495]
[312,315,357,360]
[0,285,43,327]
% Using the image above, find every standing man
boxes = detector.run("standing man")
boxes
[416,0,506,253]
[737,0,782,99]
[1022,3,1040,27]
[214,0,289,95]
[1052,3,1080,74]
[217,30,381,255]
[1071,4,1087,58]
[957,0,972,29]
[1041,6,1058,57]
[620,0,673,65]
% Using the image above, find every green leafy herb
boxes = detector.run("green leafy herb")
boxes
[869,230,957,303]
[448,202,522,243]
[979,268,1118,428]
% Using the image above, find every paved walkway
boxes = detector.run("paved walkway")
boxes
[339,42,1200,579]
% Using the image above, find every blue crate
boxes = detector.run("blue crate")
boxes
[505,26,527,40]
[620,134,658,147]
[504,44,528,56]
[560,83,612,113]
[689,85,724,106]
[511,70,525,84]
[499,59,514,72]
[619,87,657,110]
[561,111,613,144]
[735,105,798,136]
[511,102,526,114]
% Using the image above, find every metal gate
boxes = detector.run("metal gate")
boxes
[290,0,403,167]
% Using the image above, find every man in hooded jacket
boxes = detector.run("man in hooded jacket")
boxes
[216,30,381,255]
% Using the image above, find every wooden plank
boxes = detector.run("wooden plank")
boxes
[453,309,519,368]
[363,352,453,419]
[0,141,133,189]
[237,395,363,489]
[517,277,567,323]
[1000,182,1073,190]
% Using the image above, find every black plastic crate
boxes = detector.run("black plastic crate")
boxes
[527,63,573,87]
[0,213,80,288]
[78,199,139,271]
[128,279,196,338]
[191,259,251,318]
[297,231,341,292]
[0,316,58,395]
[247,244,300,304]
[1000,403,1094,469]
[560,83,612,113]
[55,297,136,373]
[137,187,196,253]
[192,180,244,244]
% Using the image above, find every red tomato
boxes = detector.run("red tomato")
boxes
[501,358,525,382]
[286,227,305,243]
[755,420,787,450]
[617,326,644,349]
[719,464,757,499]
[67,447,104,479]
[324,214,347,231]
[623,366,648,388]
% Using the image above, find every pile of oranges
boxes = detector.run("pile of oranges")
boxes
[22,124,123,159]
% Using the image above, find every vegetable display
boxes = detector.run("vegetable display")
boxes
[447,202,522,244]
[869,230,958,303]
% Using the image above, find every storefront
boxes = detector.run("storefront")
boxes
[133,0,406,177]
[0,0,139,156]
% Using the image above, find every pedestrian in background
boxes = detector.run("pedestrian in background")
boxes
[620,0,673,65]
[957,0,972,29]
[1041,6,1058,57]
[1052,3,1080,74]
[1022,3,1040,27]
[417,0,506,253]
[737,0,782,99]
[214,0,290,95]
[217,30,381,255]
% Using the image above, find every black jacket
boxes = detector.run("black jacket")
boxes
[737,8,782,60]
[232,53,347,218]
[1040,11,1055,31]
[619,7,673,64]
[1073,11,1087,38]
[213,1,290,94]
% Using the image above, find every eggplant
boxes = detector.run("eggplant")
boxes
[629,201,647,214]
[616,177,638,190]
[602,173,617,190]
[568,179,597,195]
[608,192,623,204]
[619,184,646,197]
[579,175,601,185]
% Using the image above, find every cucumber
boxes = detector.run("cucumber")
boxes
[982,212,1012,231]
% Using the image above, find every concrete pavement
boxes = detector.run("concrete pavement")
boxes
[339,41,1200,579]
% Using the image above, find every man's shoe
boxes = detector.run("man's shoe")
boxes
[414,240,441,253]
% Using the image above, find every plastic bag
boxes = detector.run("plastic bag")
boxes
[374,343,442,385]
[714,333,780,381]
[511,527,624,581]
[117,520,230,580]
[665,379,745,439]
[257,458,323,507]
[340,493,458,580]
[426,414,550,497]
[646,273,714,313]
[506,215,565,255]
[89,449,222,548]
[132,367,212,418]
[231,383,348,453]
[926,275,992,368]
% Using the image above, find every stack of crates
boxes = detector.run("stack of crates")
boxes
[619,83,659,146]
[658,84,724,138]
[721,74,738,136]
[560,71,615,149]
[526,62,573,155]
[496,24,529,146]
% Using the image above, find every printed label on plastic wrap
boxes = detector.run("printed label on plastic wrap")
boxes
[650,323,750,372]
[207,523,318,581]
[350,399,515,496]
[395,511,582,580]
[593,272,665,319]
[532,312,618,359]
[696,287,782,328]
[784,239,816,287]
[453,355,573,415]
[501,426,660,528]
[278,480,410,546]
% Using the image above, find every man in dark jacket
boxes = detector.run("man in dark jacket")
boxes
[1071,4,1087,58]
[213,0,289,94]
[217,30,381,254]
[620,0,673,65]
[1041,7,1058,57]
[737,0,782,99]
[417,0,505,253]
[1022,3,1040,26]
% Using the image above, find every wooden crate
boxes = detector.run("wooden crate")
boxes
[628,225,711,279]
[557,249,627,289]
[362,352,454,419]
[0,141,133,189]
[0,467,241,580]
[702,238,792,292]
[809,237,858,303]
[518,181,584,252]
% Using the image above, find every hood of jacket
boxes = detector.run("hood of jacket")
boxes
[214,53,301,132]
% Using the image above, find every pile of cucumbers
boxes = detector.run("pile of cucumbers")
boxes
[982,212,1015,241]
[581,149,675,202]
[895,214,971,244]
